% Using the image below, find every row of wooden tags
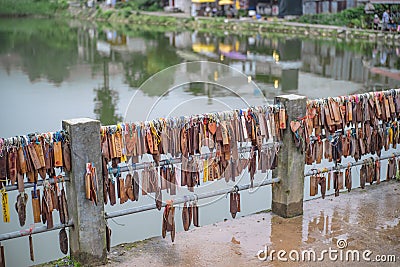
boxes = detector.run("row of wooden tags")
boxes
[304,90,400,137]
[100,105,286,168]
[309,156,398,198]
[100,144,279,207]
[0,132,71,188]
[304,122,399,165]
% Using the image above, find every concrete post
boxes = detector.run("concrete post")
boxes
[272,94,307,218]
[62,118,106,265]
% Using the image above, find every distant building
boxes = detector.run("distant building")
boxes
[163,0,390,16]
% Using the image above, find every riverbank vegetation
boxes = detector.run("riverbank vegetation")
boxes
[0,0,69,17]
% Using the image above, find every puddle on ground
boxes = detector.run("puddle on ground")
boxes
[105,181,400,266]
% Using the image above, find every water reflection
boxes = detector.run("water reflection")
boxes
[93,59,122,125]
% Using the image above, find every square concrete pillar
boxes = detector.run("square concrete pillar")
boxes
[62,118,106,265]
[272,94,307,218]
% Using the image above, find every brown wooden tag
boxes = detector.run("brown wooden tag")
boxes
[221,121,230,145]
[114,132,123,158]
[29,235,34,262]
[327,172,331,191]
[384,96,391,120]
[338,171,344,190]
[53,141,63,167]
[34,143,45,169]
[388,95,396,114]
[310,175,317,196]
[347,101,353,123]
[324,105,334,126]
[85,173,91,200]
[17,172,24,193]
[146,131,154,154]
[101,134,110,160]
[125,132,135,156]
[0,242,5,267]
[375,97,382,118]
[119,178,127,204]
[31,189,41,223]
[17,147,27,174]
[7,149,17,185]
[109,134,117,159]
[279,108,286,129]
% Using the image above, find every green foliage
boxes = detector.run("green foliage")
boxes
[294,6,366,27]
[0,0,69,16]
[114,0,162,11]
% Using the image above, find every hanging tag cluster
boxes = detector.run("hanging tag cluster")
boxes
[100,104,285,208]
[292,89,400,165]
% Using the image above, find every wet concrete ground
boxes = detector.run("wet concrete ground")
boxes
[105,181,400,267]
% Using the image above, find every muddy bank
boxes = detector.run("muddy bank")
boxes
[104,181,399,266]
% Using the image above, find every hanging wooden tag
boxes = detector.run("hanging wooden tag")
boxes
[203,159,208,182]
[258,113,267,136]
[62,142,71,172]
[221,121,229,145]
[34,143,45,169]
[114,132,123,158]
[0,150,6,183]
[236,192,241,212]
[347,101,353,123]
[109,179,116,206]
[101,134,110,160]
[388,95,396,114]
[17,172,24,193]
[384,96,391,120]
[1,190,10,223]
[31,189,41,223]
[119,177,127,204]
[327,172,331,191]
[208,122,217,135]
[29,235,34,262]
[109,134,117,159]
[240,115,248,139]
[338,171,344,190]
[279,108,286,129]
[146,131,154,154]
[375,96,382,118]
[310,175,317,196]
[7,149,17,185]
[324,105,334,126]
[0,243,5,267]
[331,100,341,122]
[59,228,68,255]
[17,147,27,174]
[85,173,91,200]
[125,129,135,156]
[53,141,63,167]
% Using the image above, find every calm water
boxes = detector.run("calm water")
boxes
[1,18,400,266]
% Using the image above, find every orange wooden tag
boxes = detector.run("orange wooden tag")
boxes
[53,141,63,167]
[279,108,286,129]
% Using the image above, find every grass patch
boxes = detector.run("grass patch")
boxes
[0,0,69,17]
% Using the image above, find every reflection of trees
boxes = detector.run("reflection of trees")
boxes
[93,59,122,125]
[118,32,181,96]
[0,19,78,85]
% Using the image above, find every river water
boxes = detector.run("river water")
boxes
[1,18,400,266]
